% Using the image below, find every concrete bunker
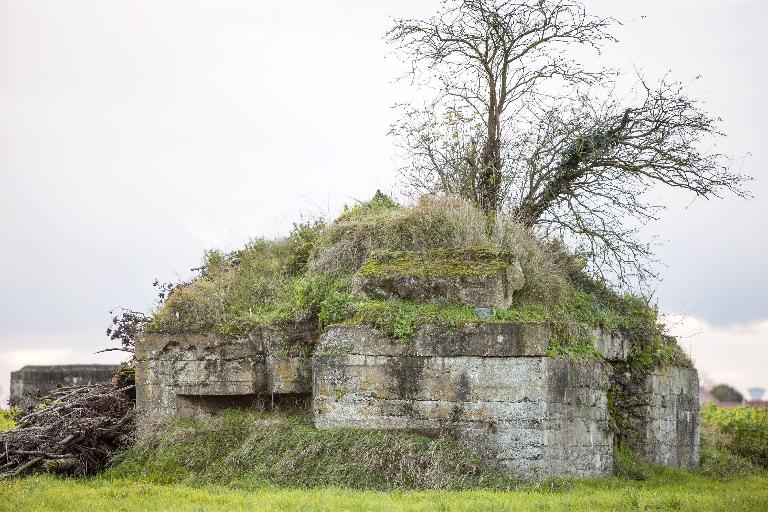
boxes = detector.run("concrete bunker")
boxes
[135,330,312,420]
[135,247,700,480]
[10,364,120,401]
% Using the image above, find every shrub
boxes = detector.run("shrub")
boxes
[317,290,356,328]
[710,384,744,403]
[283,220,326,276]
[149,239,297,336]
[293,274,336,317]
[700,440,760,479]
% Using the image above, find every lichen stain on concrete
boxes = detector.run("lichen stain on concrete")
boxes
[385,356,425,400]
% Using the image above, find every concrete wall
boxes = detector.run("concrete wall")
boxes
[134,321,700,479]
[10,364,119,399]
[312,324,613,480]
[135,330,311,419]
[633,366,700,469]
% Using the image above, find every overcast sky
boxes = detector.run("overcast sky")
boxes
[1,0,766,403]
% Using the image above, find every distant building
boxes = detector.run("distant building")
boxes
[10,364,119,400]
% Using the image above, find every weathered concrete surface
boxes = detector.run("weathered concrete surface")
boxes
[135,320,699,479]
[631,366,700,469]
[316,323,551,358]
[135,330,311,419]
[10,365,119,400]
[591,329,629,362]
[313,324,613,480]
[351,251,525,308]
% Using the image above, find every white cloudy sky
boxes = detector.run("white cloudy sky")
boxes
[1,0,766,403]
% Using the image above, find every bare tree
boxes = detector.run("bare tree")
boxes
[389,0,750,286]
[389,0,615,213]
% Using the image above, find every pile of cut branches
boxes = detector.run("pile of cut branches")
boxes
[0,382,134,478]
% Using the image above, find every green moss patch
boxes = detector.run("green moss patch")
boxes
[0,409,15,431]
[358,247,514,279]
[349,299,483,340]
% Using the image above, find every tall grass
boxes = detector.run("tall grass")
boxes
[108,409,511,491]
[309,194,568,305]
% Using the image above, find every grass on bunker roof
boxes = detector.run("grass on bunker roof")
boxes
[145,193,686,365]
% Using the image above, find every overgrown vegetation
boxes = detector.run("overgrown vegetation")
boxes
[589,406,767,483]
[359,247,514,278]
[3,405,767,508]
[107,409,511,491]
[135,192,698,467]
[107,406,767,491]
[0,383,135,478]
[146,193,684,367]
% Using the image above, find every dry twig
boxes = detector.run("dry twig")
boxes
[0,382,134,478]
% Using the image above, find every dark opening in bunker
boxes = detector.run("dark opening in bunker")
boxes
[176,393,310,418]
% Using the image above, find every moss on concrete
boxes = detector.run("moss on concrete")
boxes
[348,299,481,340]
[545,323,602,360]
[359,247,514,279]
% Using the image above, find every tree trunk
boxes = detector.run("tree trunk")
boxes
[478,103,502,215]
[478,147,501,215]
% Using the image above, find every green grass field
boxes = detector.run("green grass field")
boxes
[2,406,766,511]
[1,471,767,512]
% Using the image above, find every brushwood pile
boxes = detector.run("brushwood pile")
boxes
[132,193,699,480]
[1,373,135,478]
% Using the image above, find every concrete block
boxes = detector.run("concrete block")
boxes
[351,249,524,308]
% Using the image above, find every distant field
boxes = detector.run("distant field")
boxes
[1,472,767,512]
